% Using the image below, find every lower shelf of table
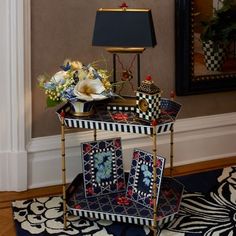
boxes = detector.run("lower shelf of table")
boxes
[66,174,184,227]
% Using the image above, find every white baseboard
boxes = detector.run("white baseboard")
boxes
[27,112,236,189]
[0,151,27,191]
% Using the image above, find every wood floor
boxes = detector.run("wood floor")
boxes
[0,156,235,236]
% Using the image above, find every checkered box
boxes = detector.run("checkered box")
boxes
[136,92,161,121]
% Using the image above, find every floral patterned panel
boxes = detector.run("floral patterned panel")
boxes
[82,138,126,198]
[126,149,165,209]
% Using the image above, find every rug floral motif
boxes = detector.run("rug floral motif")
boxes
[12,166,236,236]
[160,166,236,236]
[13,196,151,236]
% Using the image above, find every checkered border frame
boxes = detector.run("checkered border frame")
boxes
[82,138,126,198]
[133,159,154,198]
[126,149,165,209]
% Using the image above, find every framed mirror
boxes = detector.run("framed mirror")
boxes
[175,0,236,95]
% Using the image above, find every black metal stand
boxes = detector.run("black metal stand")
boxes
[107,47,145,96]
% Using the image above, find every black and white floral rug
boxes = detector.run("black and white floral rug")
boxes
[12,166,236,236]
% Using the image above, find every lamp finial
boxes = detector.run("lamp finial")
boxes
[120,2,128,10]
[146,75,152,81]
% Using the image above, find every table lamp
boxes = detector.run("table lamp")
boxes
[92,4,157,97]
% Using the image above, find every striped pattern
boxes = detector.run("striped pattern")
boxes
[107,105,136,112]
[57,98,181,135]
[68,206,175,226]
[64,118,173,135]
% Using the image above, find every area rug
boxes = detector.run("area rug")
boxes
[12,166,236,236]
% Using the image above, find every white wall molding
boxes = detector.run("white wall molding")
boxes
[175,112,236,132]
[0,0,29,191]
[24,0,32,145]
[27,112,236,189]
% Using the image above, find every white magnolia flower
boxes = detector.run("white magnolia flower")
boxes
[52,71,67,84]
[73,78,107,101]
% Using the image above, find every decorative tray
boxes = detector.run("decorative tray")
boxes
[66,173,184,227]
[56,98,181,135]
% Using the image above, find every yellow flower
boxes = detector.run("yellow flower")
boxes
[71,60,83,70]
[102,78,112,90]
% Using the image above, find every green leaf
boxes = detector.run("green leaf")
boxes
[46,97,62,107]
[201,0,236,42]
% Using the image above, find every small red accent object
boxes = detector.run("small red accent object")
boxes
[170,91,175,100]
[153,159,161,168]
[157,159,161,167]
[133,151,139,160]
[127,188,133,197]
[146,75,152,81]
[117,180,125,190]
[120,2,128,8]
[85,144,91,153]
[112,113,128,120]
[60,110,65,118]
[149,198,154,207]
[151,119,158,126]
[86,187,94,195]
[75,204,81,209]
[116,196,131,206]
[115,138,121,148]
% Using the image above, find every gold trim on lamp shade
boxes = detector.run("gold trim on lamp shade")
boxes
[106,47,145,53]
[97,8,151,12]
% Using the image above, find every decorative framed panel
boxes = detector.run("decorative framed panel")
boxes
[82,138,125,198]
[126,149,165,208]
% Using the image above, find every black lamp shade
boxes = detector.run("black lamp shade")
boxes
[92,9,157,48]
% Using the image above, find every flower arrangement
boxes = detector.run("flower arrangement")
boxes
[38,59,114,107]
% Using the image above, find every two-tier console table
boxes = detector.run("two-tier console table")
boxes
[57,98,183,235]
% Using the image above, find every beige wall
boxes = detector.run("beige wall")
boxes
[31,0,236,138]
